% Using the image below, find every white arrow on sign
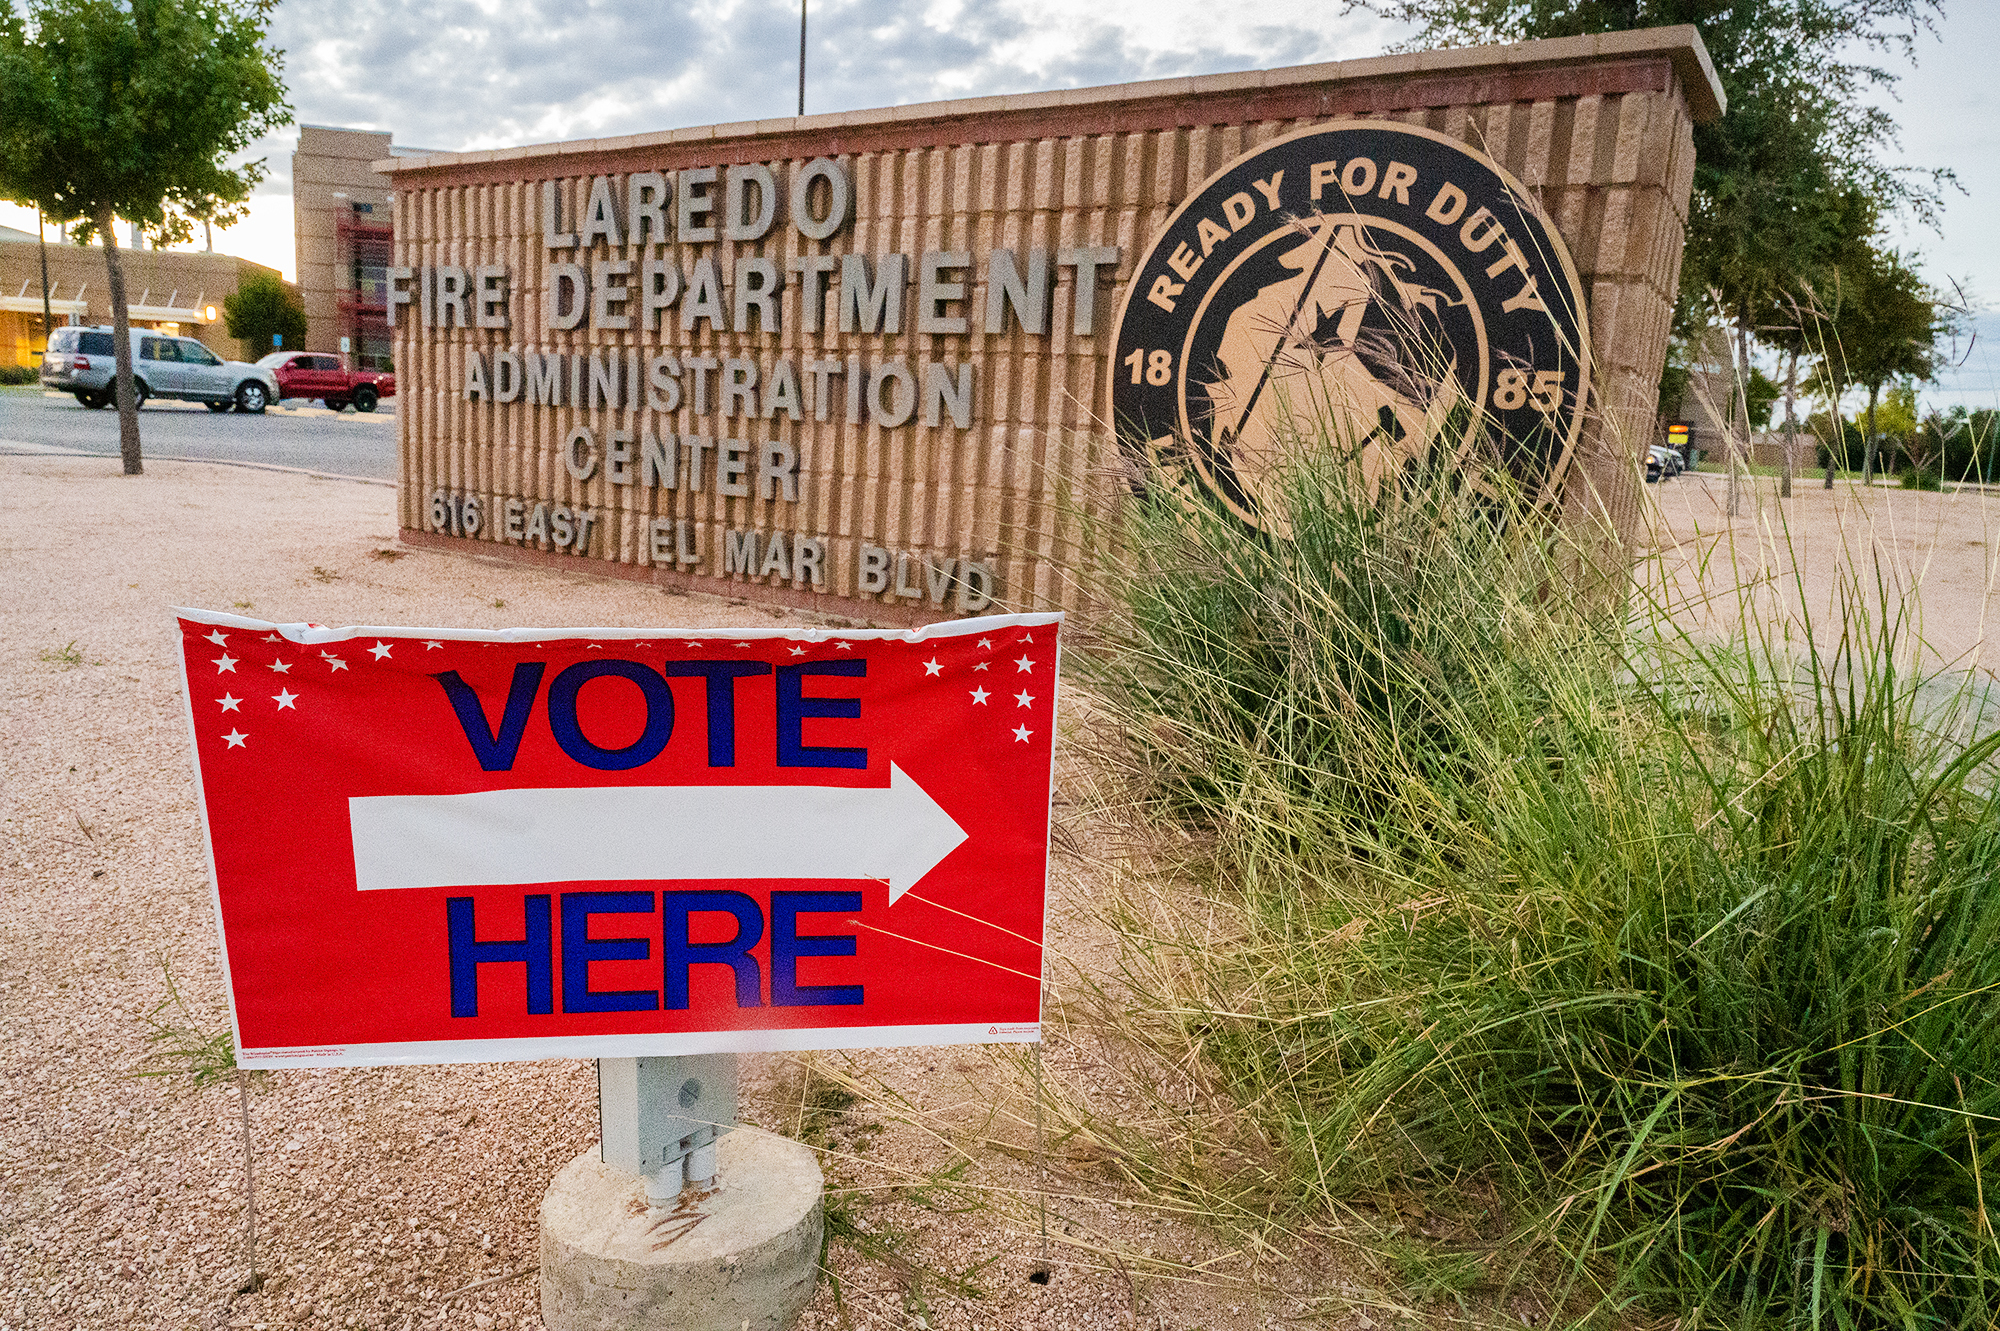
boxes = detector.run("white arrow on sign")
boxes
[348,763,968,903]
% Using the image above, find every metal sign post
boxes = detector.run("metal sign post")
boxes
[597,1054,737,1206]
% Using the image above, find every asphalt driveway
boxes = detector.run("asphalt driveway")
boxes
[0,385,396,481]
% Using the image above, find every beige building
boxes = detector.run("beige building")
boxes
[292,125,443,369]
[0,223,281,368]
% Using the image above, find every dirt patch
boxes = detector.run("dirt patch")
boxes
[0,457,1368,1331]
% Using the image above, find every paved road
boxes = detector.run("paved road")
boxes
[0,385,397,481]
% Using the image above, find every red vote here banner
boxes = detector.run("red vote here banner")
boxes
[174,610,1060,1068]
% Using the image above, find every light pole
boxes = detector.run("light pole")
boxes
[798,0,807,117]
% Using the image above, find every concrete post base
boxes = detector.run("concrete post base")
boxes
[539,1130,823,1331]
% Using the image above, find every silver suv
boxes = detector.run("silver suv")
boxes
[40,326,280,414]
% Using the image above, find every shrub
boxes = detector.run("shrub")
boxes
[1077,420,2000,1326]
[0,363,40,384]
[222,271,306,359]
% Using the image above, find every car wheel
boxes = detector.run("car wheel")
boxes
[353,386,379,413]
[76,391,108,409]
[322,398,348,412]
[235,381,269,414]
[206,400,233,413]
[130,380,149,408]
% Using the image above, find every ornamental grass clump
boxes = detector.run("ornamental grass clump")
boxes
[1074,425,2000,1327]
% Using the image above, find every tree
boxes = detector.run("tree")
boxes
[1348,2,1948,238]
[1755,194,1877,497]
[1350,0,1951,502]
[1819,246,1949,483]
[223,273,306,360]
[0,0,291,475]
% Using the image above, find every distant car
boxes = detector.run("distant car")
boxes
[258,351,396,412]
[40,325,278,413]
[1645,444,1682,482]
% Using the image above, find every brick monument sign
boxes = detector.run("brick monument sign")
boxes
[379,26,1722,623]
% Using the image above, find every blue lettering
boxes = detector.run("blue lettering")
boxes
[446,895,554,1017]
[771,891,862,1006]
[663,890,765,1010]
[665,661,772,767]
[545,660,675,771]
[775,661,867,769]
[560,891,659,1013]
[433,664,545,771]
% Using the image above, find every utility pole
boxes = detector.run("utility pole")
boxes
[798,0,807,117]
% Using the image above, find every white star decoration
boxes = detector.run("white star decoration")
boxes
[970,687,990,705]
[213,654,238,673]
[204,630,229,647]
[273,689,298,710]
[1013,725,1033,742]
[834,642,852,651]
[1015,690,1035,707]
[1014,656,1034,673]
[223,730,248,748]
[423,641,443,650]
[973,662,989,672]
[262,633,282,644]
[733,642,752,648]
[1019,633,1034,643]
[923,658,942,676]
[326,657,347,672]
[978,638,992,649]
[268,659,291,674]
[788,647,805,656]
[369,642,393,660]
[217,694,240,712]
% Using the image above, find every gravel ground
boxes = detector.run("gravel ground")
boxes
[0,456,1369,1331]
[1645,470,2000,675]
[20,456,1986,1331]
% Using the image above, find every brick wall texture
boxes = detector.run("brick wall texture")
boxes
[382,27,1718,623]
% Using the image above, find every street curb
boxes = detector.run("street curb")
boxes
[0,442,392,487]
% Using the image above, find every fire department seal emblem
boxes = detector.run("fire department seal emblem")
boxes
[1107,120,1590,534]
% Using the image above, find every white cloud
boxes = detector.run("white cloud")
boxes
[153,0,1405,277]
[13,0,1988,345]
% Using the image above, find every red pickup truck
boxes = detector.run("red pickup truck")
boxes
[257,351,397,412]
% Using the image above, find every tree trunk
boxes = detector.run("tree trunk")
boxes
[36,211,53,357]
[1862,383,1880,485]
[97,206,142,475]
[1780,350,1797,499]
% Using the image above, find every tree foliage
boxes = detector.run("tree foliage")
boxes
[1816,245,1952,479]
[0,0,291,473]
[1348,0,1946,229]
[1348,0,1950,446]
[223,272,306,360]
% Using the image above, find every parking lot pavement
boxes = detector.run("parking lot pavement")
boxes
[0,386,397,481]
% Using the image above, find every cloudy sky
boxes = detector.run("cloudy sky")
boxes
[6,0,1994,405]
